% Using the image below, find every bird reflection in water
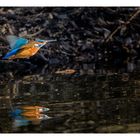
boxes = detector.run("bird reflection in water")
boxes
[10,106,50,128]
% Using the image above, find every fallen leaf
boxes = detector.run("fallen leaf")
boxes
[55,69,76,75]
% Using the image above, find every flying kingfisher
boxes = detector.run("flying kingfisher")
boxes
[3,35,56,60]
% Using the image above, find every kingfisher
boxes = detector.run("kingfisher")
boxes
[10,105,50,128]
[3,35,56,60]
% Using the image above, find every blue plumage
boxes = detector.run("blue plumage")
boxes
[6,35,28,49]
[3,35,28,59]
[35,39,46,43]
[3,48,20,59]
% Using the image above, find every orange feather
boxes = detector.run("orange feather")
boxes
[9,41,41,59]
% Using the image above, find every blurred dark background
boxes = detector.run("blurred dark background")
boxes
[0,8,140,72]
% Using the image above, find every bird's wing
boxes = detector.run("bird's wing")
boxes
[6,35,29,49]
[2,46,31,59]
[2,41,38,59]
[2,47,21,59]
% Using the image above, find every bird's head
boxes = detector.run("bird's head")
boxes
[35,39,57,48]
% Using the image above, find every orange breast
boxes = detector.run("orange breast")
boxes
[10,41,40,59]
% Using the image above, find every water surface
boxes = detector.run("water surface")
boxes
[0,61,140,133]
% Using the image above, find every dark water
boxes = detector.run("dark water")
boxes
[1,61,140,133]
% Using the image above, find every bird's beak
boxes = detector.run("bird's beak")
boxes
[46,39,57,43]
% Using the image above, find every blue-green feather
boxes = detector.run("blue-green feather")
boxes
[6,35,28,49]
[3,35,29,59]
[2,48,20,59]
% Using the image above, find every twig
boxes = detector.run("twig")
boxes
[6,23,14,35]
[22,28,45,38]
[6,22,45,38]
[38,51,48,61]
[104,8,140,43]
[126,8,140,24]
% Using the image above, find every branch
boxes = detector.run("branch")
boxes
[22,28,45,38]
[104,8,140,43]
